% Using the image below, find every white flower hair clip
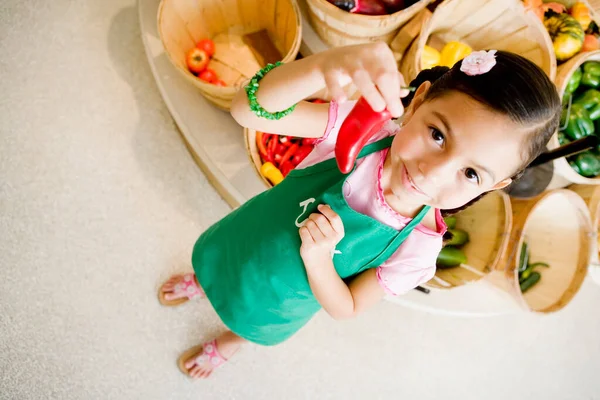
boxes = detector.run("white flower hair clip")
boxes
[460,50,497,76]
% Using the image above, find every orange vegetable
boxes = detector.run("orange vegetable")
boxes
[570,2,592,31]
[524,0,566,21]
[582,34,600,51]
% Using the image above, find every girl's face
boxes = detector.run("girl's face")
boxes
[388,83,528,210]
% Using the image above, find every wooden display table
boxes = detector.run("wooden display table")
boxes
[138,0,597,316]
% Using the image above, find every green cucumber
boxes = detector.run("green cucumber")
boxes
[444,216,457,229]
[445,229,470,246]
[520,271,541,293]
[518,242,529,272]
[436,246,467,269]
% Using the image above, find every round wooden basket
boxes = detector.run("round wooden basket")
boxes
[305,0,432,47]
[157,0,302,110]
[568,184,600,280]
[399,0,556,83]
[424,191,512,290]
[486,190,593,313]
[550,51,600,184]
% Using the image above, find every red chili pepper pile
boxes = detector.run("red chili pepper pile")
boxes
[255,98,325,178]
[256,132,317,177]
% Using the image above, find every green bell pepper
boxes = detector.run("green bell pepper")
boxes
[566,67,582,94]
[560,103,595,140]
[570,160,583,175]
[575,89,600,120]
[581,61,600,88]
[572,151,600,177]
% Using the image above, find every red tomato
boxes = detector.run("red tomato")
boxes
[186,48,209,74]
[199,69,217,83]
[196,39,216,57]
[214,79,227,86]
[582,35,600,52]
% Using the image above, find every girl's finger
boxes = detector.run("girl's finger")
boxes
[317,205,344,235]
[308,213,334,237]
[324,70,347,103]
[352,68,386,112]
[299,226,314,244]
[398,71,411,99]
[305,220,325,241]
[375,70,403,118]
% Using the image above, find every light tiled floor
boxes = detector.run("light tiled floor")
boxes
[1,1,599,399]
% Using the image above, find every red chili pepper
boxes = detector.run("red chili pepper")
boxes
[291,145,313,165]
[268,135,278,160]
[275,143,287,157]
[280,143,299,166]
[302,138,317,146]
[256,131,270,161]
[280,161,295,176]
[311,98,325,104]
[334,96,391,174]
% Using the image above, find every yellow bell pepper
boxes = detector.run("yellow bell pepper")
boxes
[421,45,441,70]
[439,41,472,68]
[260,161,284,185]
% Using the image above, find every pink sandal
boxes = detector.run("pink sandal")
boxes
[177,339,228,377]
[158,273,205,306]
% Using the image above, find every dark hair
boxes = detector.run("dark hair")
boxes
[401,51,561,216]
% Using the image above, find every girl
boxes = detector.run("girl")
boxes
[158,43,561,379]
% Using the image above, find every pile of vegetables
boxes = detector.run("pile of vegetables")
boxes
[421,41,472,70]
[185,38,227,86]
[256,133,316,185]
[524,1,599,62]
[518,241,550,293]
[326,0,422,15]
[559,60,600,177]
[435,216,470,268]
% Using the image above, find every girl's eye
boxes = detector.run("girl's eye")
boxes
[465,168,480,184]
[430,128,445,145]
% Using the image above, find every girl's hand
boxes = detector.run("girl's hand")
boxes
[318,42,410,118]
[299,204,345,264]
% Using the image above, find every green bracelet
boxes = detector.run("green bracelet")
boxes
[245,61,297,120]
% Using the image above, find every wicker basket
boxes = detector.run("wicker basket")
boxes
[551,51,600,184]
[305,0,432,47]
[157,0,302,110]
[399,0,556,83]
[424,191,512,290]
[486,190,593,313]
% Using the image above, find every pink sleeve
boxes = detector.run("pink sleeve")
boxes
[376,232,443,296]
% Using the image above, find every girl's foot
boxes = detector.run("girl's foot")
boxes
[158,273,205,306]
[178,331,244,379]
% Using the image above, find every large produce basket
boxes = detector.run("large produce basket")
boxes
[568,184,600,283]
[551,51,600,184]
[399,0,556,82]
[425,191,512,290]
[486,190,593,313]
[158,0,302,110]
[305,0,431,47]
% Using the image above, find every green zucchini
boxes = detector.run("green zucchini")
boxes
[436,246,467,269]
[520,271,541,293]
[445,229,470,246]
[518,242,529,272]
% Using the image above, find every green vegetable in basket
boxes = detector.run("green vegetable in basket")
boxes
[566,66,582,94]
[558,132,571,145]
[560,103,595,140]
[572,151,600,177]
[581,61,600,88]
[570,160,584,175]
[443,216,457,230]
[518,242,529,273]
[575,89,600,120]
[445,228,469,246]
[520,271,541,293]
[520,262,550,282]
[436,246,467,269]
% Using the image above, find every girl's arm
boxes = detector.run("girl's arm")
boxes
[230,42,406,138]
[304,257,385,320]
[298,204,386,320]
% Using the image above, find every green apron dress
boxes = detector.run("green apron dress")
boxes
[192,136,429,346]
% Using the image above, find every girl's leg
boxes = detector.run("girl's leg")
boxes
[181,330,246,379]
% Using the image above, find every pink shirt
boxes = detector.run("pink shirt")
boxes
[297,100,446,295]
